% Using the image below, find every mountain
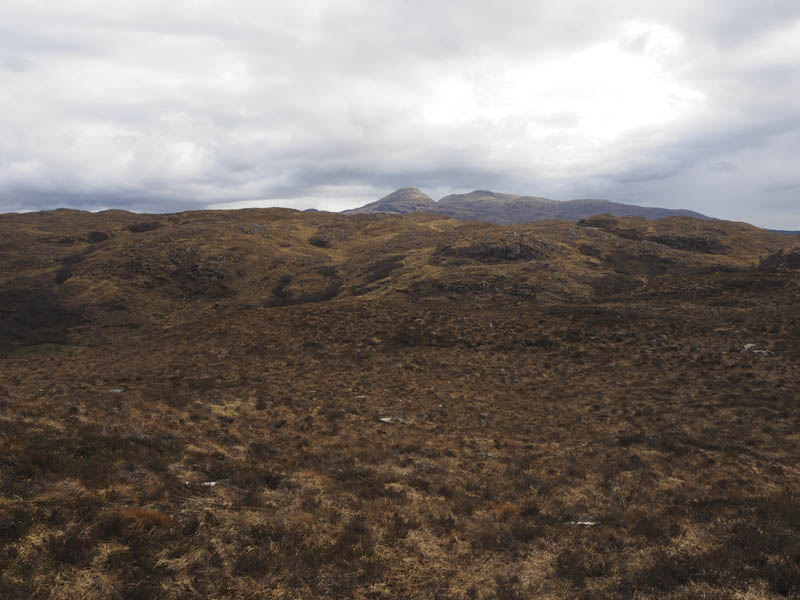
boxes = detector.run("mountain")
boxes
[343,187,437,215]
[344,188,712,224]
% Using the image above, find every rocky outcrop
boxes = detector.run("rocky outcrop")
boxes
[760,248,800,270]
[343,188,437,215]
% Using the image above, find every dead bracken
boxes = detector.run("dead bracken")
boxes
[1,207,799,598]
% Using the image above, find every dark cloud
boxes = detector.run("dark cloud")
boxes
[0,1,798,228]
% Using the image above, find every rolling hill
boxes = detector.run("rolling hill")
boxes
[2,206,800,599]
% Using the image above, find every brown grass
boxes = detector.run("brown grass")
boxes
[1,208,799,597]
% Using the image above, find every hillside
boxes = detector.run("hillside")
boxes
[2,207,800,599]
[343,188,712,224]
[0,208,781,350]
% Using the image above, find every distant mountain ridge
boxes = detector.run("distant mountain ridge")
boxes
[343,187,712,224]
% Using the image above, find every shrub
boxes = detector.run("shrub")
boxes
[46,525,94,566]
[127,222,161,233]
[87,231,110,243]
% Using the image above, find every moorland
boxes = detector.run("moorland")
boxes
[1,207,799,598]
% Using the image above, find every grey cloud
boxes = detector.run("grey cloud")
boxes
[706,162,739,172]
[0,1,798,228]
[1,54,35,72]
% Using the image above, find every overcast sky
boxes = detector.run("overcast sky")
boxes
[1,1,799,227]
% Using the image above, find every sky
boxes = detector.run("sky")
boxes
[1,1,799,228]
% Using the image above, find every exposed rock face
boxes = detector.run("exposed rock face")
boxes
[645,234,727,254]
[760,248,800,270]
[87,231,110,243]
[345,188,712,224]
[433,238,549,264]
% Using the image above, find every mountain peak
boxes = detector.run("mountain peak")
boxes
[344,188,712,224]
[343,187,436,215]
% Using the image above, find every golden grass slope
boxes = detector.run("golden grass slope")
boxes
[0,207,794,345]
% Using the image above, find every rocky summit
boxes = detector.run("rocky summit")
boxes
[344,187,712,224]
[343,187,438,215]
[2,206,800,599]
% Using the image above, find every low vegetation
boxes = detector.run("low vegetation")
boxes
[1,207,799,598]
